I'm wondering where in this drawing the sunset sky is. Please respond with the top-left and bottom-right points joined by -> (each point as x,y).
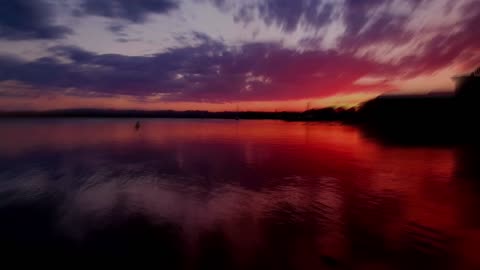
0,0 -> 479,111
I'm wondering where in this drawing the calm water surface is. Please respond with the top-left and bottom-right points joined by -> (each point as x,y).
1,119 -> 480,269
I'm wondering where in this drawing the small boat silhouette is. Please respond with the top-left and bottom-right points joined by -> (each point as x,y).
135,121 -> 141,130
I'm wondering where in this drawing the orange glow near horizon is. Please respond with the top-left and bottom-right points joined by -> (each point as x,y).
0,63 -> 468,112
0,91 -> 383,112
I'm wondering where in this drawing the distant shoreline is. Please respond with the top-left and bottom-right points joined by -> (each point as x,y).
0,110 -> 306,121
2,103 -> 479,145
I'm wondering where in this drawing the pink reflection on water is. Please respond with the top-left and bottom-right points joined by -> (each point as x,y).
0,119 -> 479,269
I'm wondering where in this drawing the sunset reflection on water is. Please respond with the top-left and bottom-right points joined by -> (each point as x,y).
0,119 -> 479,269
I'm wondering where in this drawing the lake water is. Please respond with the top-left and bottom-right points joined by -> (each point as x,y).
0,119 -> 479,269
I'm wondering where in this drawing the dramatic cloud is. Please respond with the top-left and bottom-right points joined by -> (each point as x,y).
204,0 -> 341,32
0,40 -> 396,101
77,0 -> 179,23
0,0 -> 72,40
0,0 -> 479,110
243,0 -> 337,32
206,0 -> 479,65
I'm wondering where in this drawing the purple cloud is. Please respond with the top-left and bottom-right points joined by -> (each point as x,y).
77,0 -> 179,23
0,0 -> 72,40
0,0 -> 478,105
206,0 -> 337,32
0,41 -> 399,102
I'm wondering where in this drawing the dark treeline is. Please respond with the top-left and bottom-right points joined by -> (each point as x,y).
0,107 -> 359,121
357,69 -> 480,145
0,109 -> 300,120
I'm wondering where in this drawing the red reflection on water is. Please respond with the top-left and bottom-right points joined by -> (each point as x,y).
0,119 -> 479,269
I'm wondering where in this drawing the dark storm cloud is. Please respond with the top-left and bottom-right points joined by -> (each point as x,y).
0,0 -> 72,40
0,41 -> 397,101
77,0 -> 179,23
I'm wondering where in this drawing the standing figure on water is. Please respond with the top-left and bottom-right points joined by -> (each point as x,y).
135,121 -> 141,131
